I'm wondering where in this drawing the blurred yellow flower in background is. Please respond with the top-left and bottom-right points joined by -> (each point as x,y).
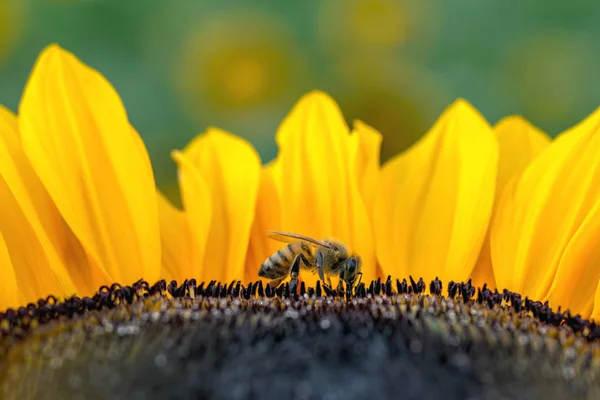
497,32 -> 598,125
3,44 -> 600,323
332,57 -> 449,163
317,0 -> 438,56
174,11 -> 305,114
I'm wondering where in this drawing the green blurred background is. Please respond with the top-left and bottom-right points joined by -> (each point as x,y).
1,0 -> 599,200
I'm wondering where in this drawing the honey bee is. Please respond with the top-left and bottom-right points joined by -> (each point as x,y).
258,230 -> 362,291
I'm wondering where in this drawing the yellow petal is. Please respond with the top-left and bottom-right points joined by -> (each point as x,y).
352,120 -> 382,216
179,128 -> 260,283
550,202 -> 600,318
272,91 -> 376,287
374,99 -> 498,284
0,106 -> 78,303
352,120 -> 384,278
470,238 -> 496,290
171,151 -> 211,280
2,105 -> 108,296
18,44 -> 160,285
491,107 -> 600,307
471,116 -> 551,289
0,106 -> 18,136
494,116 -> 552,197
156,191 -> 197,282
244,165 -> 282,283
0,231 -> 20,310
595,277 -> 600,321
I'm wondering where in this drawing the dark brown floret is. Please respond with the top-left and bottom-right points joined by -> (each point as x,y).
1,277 -> 600,400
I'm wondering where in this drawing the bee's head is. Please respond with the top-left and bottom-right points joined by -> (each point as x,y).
341,255 -> 362,287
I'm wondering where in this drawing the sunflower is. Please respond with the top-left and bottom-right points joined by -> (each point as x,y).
2,44 -> 600,398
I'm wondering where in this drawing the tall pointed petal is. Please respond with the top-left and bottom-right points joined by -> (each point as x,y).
244,166 -> 282,283
18,44 -> 160,285
491,107 -> 600,311
273,91 -> 376,287
471,116 -> 550,289
374,99 -> 498,284
179,128 -> 260,283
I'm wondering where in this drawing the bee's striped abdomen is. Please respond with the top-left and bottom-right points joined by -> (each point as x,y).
258,241 -> 311,279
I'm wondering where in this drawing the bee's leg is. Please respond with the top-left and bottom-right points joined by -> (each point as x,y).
316,251 -> 325,281
299,253 -> 311,269
289,253 -> 311,295
316,250 -> 333,290
289,253 -> 302,285
337,270 -> 345,293
355,272 -> 363,288
267,276 -> 286,289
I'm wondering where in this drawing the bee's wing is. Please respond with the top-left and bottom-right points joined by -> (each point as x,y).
267,230 -> 334,249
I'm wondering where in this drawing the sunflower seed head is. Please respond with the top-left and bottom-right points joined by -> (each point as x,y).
1,278 -> 600,400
